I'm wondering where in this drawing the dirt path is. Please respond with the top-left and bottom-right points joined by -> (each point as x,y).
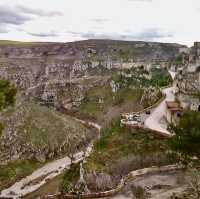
0,119 -> 101,199
0,145 -> 93,198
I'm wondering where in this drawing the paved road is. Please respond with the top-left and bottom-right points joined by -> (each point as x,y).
144,71 -> 176,135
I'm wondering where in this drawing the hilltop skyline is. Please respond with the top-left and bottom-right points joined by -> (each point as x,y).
0,0 -> 199,46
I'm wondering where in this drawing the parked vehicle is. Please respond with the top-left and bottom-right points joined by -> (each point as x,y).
146,110 -> 151,115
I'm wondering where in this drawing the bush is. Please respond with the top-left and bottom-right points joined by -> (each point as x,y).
0,122 -> 4,136
61,163 -> 80,193
0,79 -> 17,110
185,168 -> 200,199
131,185 -> 150,199
108,152 -> 175,177
86,171 -> 115,192
168,111 -> 200,163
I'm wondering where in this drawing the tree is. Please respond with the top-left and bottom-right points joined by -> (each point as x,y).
61,163 -> 80,193
175,55 -> 183,65
169,111 -> 200,161
0,79 -> 17,135
0,79 -> 17,110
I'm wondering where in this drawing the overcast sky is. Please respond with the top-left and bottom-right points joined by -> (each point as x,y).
0,0 -> 199,46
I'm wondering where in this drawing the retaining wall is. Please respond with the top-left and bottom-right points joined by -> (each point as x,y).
44,164 -> 182,199
121,83 -> 172,118
121,84 -> 173,138
120,120 -> 171,138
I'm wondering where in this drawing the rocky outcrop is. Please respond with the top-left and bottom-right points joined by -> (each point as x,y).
140,87 -> 162,107
0,40 -> 185,107
0,40 -> 185,164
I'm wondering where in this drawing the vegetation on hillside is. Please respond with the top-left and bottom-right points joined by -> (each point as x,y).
169,111 -> 200,163
85,120 -> 175,174
61,119 -> 177,192
79,85 -> 143,122
61,163 -> 80,193
0,79 -> 17,111
0,79 -> 17,135
112,67 -> 171,89
1,101 -> 94,153
0,40 -> 56,46
175,55 -> 183,65
0,101 -> 95,190
0,160 -> 42,191
79,67 -> 170,123
150,67 -> 172,87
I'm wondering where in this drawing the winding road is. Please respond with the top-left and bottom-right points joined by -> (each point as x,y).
144,71 -> 176,135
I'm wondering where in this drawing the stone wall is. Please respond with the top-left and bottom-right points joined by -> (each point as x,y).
44,165 -> 182,199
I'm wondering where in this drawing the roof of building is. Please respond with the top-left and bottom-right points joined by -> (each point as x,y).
166,101 -> 183,112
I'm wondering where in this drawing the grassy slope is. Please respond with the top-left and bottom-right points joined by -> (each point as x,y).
0,40 -> 58,46
0,101 -> 95,191
79,68 -> 171,124
60,120 -> 176,192
24,174 -> 64,199
84,120 -> 174,176
0,160 -> 42,191
2,101 -> 93,149
79,85 -> 143,123
17,103 -> 90,149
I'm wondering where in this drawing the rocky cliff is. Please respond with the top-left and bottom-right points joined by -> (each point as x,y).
0,40 -> 186,105
0,39 -> 185,165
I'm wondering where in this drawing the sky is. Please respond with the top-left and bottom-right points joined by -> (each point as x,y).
0,0 -> 199,46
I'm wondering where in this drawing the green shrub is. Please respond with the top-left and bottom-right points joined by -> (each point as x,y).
61,163 -> 80,192
0,122 -> 4,136
0,79 -> 17,110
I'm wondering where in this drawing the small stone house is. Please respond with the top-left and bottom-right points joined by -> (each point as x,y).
166,101 -> 183,126
174,64 -> 200,111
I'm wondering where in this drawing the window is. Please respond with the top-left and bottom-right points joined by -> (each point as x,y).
177,112 -> 181,118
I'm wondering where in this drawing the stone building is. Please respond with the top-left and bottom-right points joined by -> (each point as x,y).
174,67 -> 200,111
166,101 -> 183,125
174,42 -> 200,111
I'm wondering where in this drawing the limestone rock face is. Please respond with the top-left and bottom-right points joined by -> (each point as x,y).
0,40 -> 185,107
140,87 -> 162,107
0,40 -> 186,164
110,80 -> 120,93
35,151 -> 46,163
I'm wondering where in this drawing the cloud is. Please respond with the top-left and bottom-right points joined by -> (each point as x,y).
91,18 -> 109,23
0,27 -> 9,33
128,0 -> 152,2
0,5 -> 63,34
27,31 -> 58,37
68,29 -> 173,41
131,29 -> 173,40
0,5 -> 32,26
16,5 -> 63,17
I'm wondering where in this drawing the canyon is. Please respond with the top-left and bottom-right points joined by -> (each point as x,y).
0,39 -> 189,198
